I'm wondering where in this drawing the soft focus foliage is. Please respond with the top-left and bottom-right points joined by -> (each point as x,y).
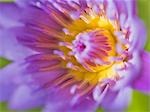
127,91 -> 149,111
0,0 -> 150,112
138,0 -> 150,51
0,0 -> 13,2
0,57 -> 11,68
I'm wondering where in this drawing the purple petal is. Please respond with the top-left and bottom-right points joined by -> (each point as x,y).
101,87 -> 132,112
46,86 -> 79,106
132,51 -> 150,94
9,84 -> 47,110
42,83 -> 99,112
0,29 -> 33,61
93,82 -> 111,104
114,0 -> 137,18
20,3 -> 64,30
15,0 -> 32,7
0,3 -> 22,29
114,0 -> 128,17
0,63 -> 22,101
43,88 -> 98,112
113,51 -> 141,90
128,18 -> 146,51
42,87 -> 73,112
70,98 -> 98,112
15,27 -> 59,53
29,68 -> 68,88
43,97 -> 98,112
125,0 -> 137,17
105,0 -> 118,20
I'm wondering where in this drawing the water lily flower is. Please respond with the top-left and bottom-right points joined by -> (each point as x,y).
0,0 -> 150,112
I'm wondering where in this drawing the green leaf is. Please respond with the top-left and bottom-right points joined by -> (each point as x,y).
0,102 -> 16,112
0,57 -> 11,68
0,102 -> 41,112
97,108 -> 104,112
126,91 -> 150,112
138,0 -> 150,51
0,0 -> 14,2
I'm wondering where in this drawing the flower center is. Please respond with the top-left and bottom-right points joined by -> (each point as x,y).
73,38 -> 86,53
34,4 -> 131,85
53,10 -> 125,85
72,29 -> 116,72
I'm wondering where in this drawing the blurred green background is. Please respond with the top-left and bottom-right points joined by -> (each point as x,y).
0,0 -> 150,112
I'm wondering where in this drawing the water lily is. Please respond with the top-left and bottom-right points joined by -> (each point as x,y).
0,0 -> 149,112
